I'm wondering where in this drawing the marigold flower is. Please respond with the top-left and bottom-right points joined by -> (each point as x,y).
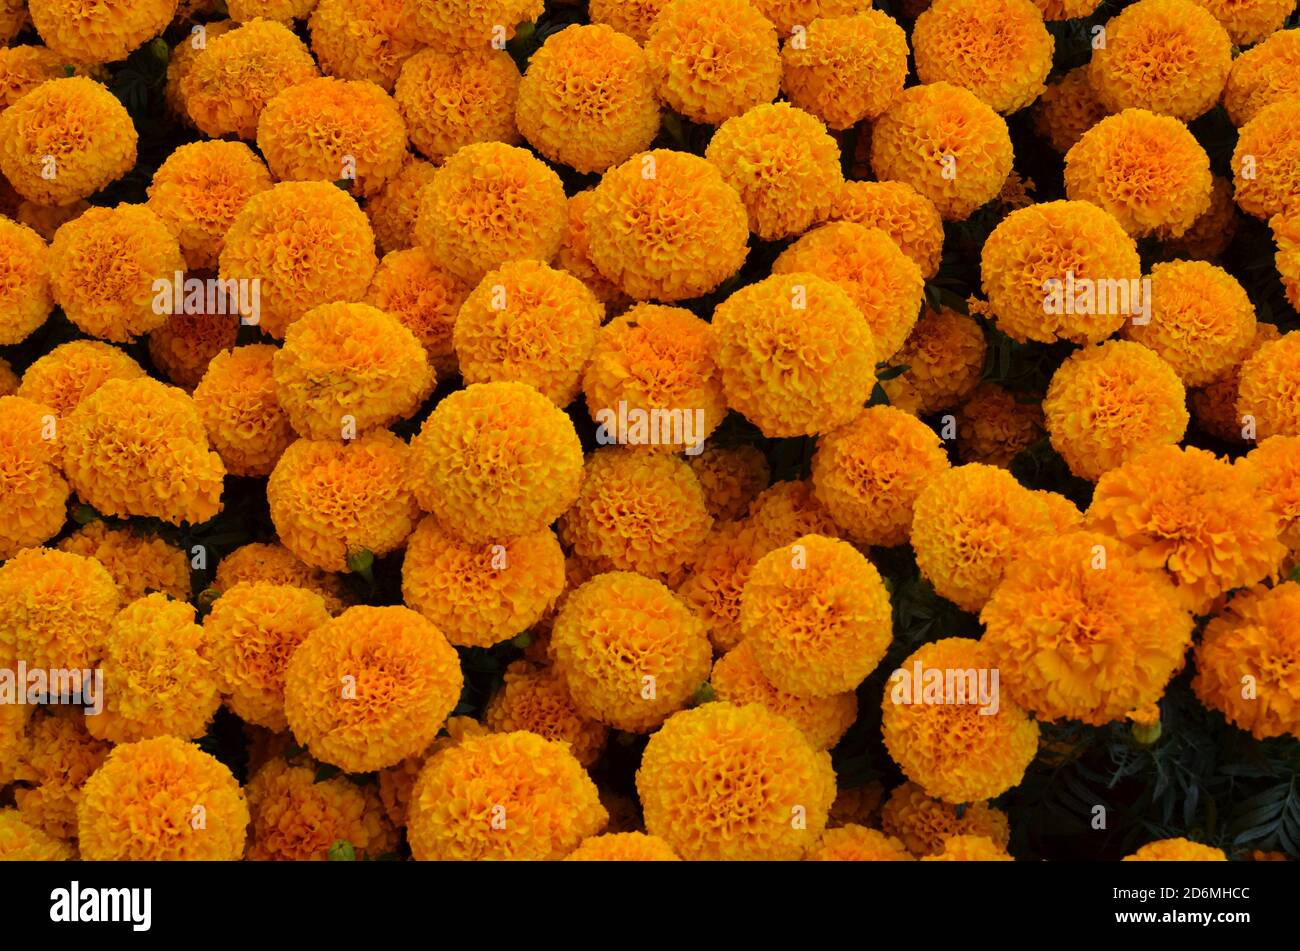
220,180 -> 378,339
1091,0 -> 1231,121
182,18 -> 320,140
1239,436 -> 1300,550
215,542 -> 349,614
829,180 -> 945,280
1032,66 -> 1107,154
409,0 -> 544,51
879,781 -> 1011,856
1223,28 -> 1300,127
374,717 -> 488,828
1162,176 -> 1240,263
808,825 -> 913,861
0,0 -> 22,45
911,463 -> 1058,612
676,520 -> 775,652
565,832 -> 681,861
0,809 -> 73,861
245,758 -> 396,860
364,250 -> 469,382
1065,109 -> 1212,239
688,444 -> 770,522
1273,206 -> 1300,312
1044,342 -> 1188,481
882,307 -> 987,414
0,45 -> 96,113
28,0 -> 174,65
872,82 -> 1013,221
147,310 -> 240,392
1237,331 -> 1300,439
204,582 -> 331,731
227,0 -> 318,21
1086,445 -> 1287,613
193,345 -> 294,477
307,0 -> 420,90
1193,582 -> 1300,740
780,12 -> 907,130
1124,838 -> 1228,861
955,383 -> 1044,467
751,0 -> 869,31
0,547 -> 119,675
556,190 -> 631,309
409,381 -> 584,545
1190,322 -> 1282,442
922,834 -> 1014,861
0,704 -> 27,787
583,149 -> 749,302
77,736 -> 249,861
637,702 -> 836,860
485,660 -> 609,767
394,48 -> 520,164
164,19 -> 238,124
748,479 -> 840,540
0,215 -> 55,345
57,522 -> 191,602
12,708 -> 110,842
1187,0 -> 1293,44
267,430 -> 420,572
284,605 -> 462,772
364,159 -> 439,255
1234,101 -> 1300,222
588,0 -> 671,42
0,396 -> 67,560
402,516 -> 565,648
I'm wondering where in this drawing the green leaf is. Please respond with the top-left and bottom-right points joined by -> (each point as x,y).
327,840 -> 356,861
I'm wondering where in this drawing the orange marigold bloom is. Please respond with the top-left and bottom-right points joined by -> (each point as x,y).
751,0 -> 869,32
364,158 -> 440,255
409,0 -> 544,51
227,0 -> 317,21
0,0 -> 22,45
148,309 -> 241,391
376,716 -> 488,828
1223,28 -> 1300,127
1086,445 -> 1287,613
781,12 -> 908,130
12,708 -> 110,842
644,0 -> 781,125
365,248 -> 470,380
164,19 -> 238,125
1191,321 -> 1281,442
15,199 -> 88,242
0,395 -> 68,560
551,572 -> 712,732
872,82 -> 1013,221
182,18 -> 320,140
394,48 -> 520,164
1187,0 -> 1294,45
637,702 -> 836,860
308,0 -> 421,91
1090,0 -> 1231,121
1239,435 -> 1300,549
956,383 -> 1045,467
882,307 -> 987,414
589,0 -> 671,42
414,142 -> 566,285
267,431 -> 420,572
485,659 -> 609,767
829,180 -> 945,280
1032,66 -> 1107,154
922,834 -> 1014,861
981,200 -> 1142,344
879,781 -> 1011,856
284,605 -> 462,772
1193,582 -> 1300,740
204,582 -> 332,731
1237,331 -> 1300,438
410,381 -> 584,544
557,190 -> 632,309
215,542 -> 349,614
911,463 -> 1058,612
688,444 -> 770,522
0,808 -> 73,861
0,45 -> 98,113
1273,206 -> 1300,312
194,344 -> 295,477
713,272 -> 876,437
77,736 -> 248,861
245,758 -> 396,860
57,522 -> 190,602
565,832 -> 681,861
1124,838 -> 1228,861
517,24 -> 660,174
1065,109 -> 1211,239
808,825 -> 913,861
1044,342 -> 1188,481
0,547 -> 119,673
1232,100 -> 1300,220
747,478 -> 840,540
146,140 -> 274,271
676,520 -> 775,652
1162,175 -> 1240,263
28,0 -> 174,65
219,180 -> 378,339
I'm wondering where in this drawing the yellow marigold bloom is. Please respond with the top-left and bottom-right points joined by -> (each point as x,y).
1235,101 -> 1300,223
557,190 -> 631,309
455,260 -> 602,406
204,582 -> 331,730
911,463 -> 1058,612
1091,0 -> 1231,121
28,0 -> 174,65
182,18 -> 320,140
0,548 -> 118,673
711,638 -> 857,750
882,306 -> 987,414
12,708 -> 110,842
414,142 -> 565,285
1237,331 -> 1300,438
245,758 -> 396,860
1240,436 -> 1300,549
164,19 -> 238,124
741,534 -> 891,697
409,0 -> 544,51
551,572 -> 711,732
565,832 -> 680,860
194,345 -> 294,477
1065,109 -> 1211,239
751,0 -> 869,31
1032,66 -> 1108,154
1124,838 -> 1228,861
485,659 -> 609,767
829,180 -> 944,281
220,180 -> 377,339
879,781 -> 1011,856
1194,582 -> 1300,739
0,808 -> 73,861
409,381 -> 583,545
77,736 -> 248,861
88,594 -> 219,745
1162,175 -> 1240,263
1044,342 -> 1188,481
705,103 -> 842,241
872,82 -> 1013,221
584,149 -> 749,302
676,520 -> 774,651
773,222 -> 923,361
517,24 -> 660,175
922,834 -> 1014,861
0,396 -> 68,560
1191,322 -> 1282,442
146,141 -> 274,271
981,200 -> 1142,345
644,0 -> 780,125
402,517 -> 565,647
409,730 -> 605,860
714,273 -> 876,437
216,542 -> 349,614
0,77 -> 135,207
0,703 -> 27,787
1030,0 -> 1100,17
1274,206 -> 1300,312
394,48 -> 519,164
0,45 -> 95,113
1086,445 -> 1287,613
747,478 -> 839,539
365,158 -> 440,256
1188,0 -> 1293,44
57,523 -> 190,602
148,310 -> 240,392
268,431 -> 419,572
956,383 -> 1044,467
227,0 -> 317,21
1224,28 -> 1300,127
365,248 -> 469,380
812,405 -> 949,547
0,357 -> 15,396
284,605 -> 462,772
589,0 -> 671,42
582,304 -> 725,453
308,0 -> 421,92
376,715 -> 488,827
638,701 -> 836,859
781,12 -> 907,130
689,444 -> 770,522
982,531 -> 1195,724
14,199 -> 89,243
808,825 -> 913,861
913,0 -> 1053,115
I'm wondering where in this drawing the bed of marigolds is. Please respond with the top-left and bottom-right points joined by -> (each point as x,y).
0,0 -> 1297,865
